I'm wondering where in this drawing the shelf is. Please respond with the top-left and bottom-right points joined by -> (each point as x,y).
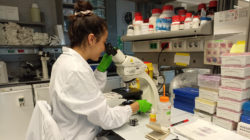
0,79 -> 50,87
0,20 -> 45,27
121,22 -> 213,42
62,3 -> 105,9
0,45 -> 63,55
0,45 -> 63,48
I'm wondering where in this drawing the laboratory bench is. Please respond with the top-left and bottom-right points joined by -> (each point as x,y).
112,107 -> 193,140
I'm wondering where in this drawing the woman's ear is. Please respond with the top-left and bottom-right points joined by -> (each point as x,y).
88,33 -> 96,46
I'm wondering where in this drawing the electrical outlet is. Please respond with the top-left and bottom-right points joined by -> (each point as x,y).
186,39 -> 204,52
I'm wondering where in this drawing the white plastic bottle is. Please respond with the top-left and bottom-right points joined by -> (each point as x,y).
31,3 -> 41,22
184,13 -> 192,30
133,12 -> 142,25
171,15 -> 180,31
133,16 -> 143,35
159,5 -> 174,31
192,16 -> 200,28
149,8 -> 161,32
157,95 -> 171,128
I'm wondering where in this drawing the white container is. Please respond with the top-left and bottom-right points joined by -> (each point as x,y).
213,116 -> 237,130
199,87 -> 219,101
219,87 -> 250,101
192,16 -> 200,28
184,13 -> 192,29
195,97 -> 217,114
31,3 -> 41,22
198,74 -> 221,89
218,97 -> 247,112
141,23 -> 149,34
149,8 -> 161,32
221,52 -> 250,66
148,24 -> 154,33
160,5 -> 174,19
216,107 -> 241,122
200,17 -> 211,26
157,96 -> 171,128
0,61 -> 8,84
132,12 -> 141,25
127,25 -> 134,36
171,15 -> 180,31
134,16 -> 143,35
194,109 -> 213,122
159,5 -> 173,32
221,65 -> 250,78
237,122 -> 250,138
221,76 -> 250,89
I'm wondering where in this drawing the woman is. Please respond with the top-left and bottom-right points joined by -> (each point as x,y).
49,1 -> 151,139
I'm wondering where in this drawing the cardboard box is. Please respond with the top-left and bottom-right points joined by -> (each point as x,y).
214,7 -> 248,35
0,5 -> 19,21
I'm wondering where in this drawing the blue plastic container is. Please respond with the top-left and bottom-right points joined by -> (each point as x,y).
173,87 -> 199,99
241,114 -> 250,124
243,101 -> 250,116
174,99 -> 195,113
174,95 -> 195,105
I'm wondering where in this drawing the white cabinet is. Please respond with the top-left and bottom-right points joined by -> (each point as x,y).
0,85 -> 34,140
33,83 -> 50,104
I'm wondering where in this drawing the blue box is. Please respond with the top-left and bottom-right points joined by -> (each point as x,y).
173,87 -> 199,100
241,114 -> 250,124
174,99 -> 194,113
174,95 -> 195,106
243,101 -> 250,116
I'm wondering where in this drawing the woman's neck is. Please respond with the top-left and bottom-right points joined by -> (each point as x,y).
73,46 -> 89,60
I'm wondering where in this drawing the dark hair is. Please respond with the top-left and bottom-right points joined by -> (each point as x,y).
68,0 -> 107,48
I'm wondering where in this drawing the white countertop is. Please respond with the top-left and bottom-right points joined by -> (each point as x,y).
113,107 -> 195,140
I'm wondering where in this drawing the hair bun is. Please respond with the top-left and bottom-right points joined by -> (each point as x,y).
74,0 -> 93,12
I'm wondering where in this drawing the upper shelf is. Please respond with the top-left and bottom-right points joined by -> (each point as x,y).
121,22 -> 213,42
62,3 -> 105,9
0,20 -> 45,27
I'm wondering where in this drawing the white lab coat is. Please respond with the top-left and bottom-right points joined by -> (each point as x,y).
26,101 -> 63,140
49,47 -> 132,140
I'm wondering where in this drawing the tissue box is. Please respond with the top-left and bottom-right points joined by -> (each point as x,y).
213,116 -> 237,130
195,97 -> 217,114
219,87 -> 250,101
199,87 -> 219,101
221,53 -> 250,66
218,97 -> 247,112
221,76 -> 250,89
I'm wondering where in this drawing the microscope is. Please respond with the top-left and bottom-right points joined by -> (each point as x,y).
105,43 -> 159,112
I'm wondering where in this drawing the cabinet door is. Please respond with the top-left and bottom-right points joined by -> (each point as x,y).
33,83 -> 50,104
0,86 -> 34,140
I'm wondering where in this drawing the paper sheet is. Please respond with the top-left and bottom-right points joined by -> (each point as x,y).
173,119 -> 249,140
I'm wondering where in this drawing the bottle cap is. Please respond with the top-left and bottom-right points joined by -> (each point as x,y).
144,18 -> 149,23
172,15 -> 180,22
134,12 -> 142,17
185,13 -> 192,18
152,8 -> 161,14
135,16 -> 143,21
149,113 -> 156,122
198,3 -> 206,11
32,3 -> 39,8
193,15 -> 199,18
178,9 -> 186,15
160,96 -> 169,102
162,5 -> 173,11
180,16 -> 186,22
209,0 -> 217,8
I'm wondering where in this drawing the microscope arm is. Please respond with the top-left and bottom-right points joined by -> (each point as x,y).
111,49 -> 159,112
